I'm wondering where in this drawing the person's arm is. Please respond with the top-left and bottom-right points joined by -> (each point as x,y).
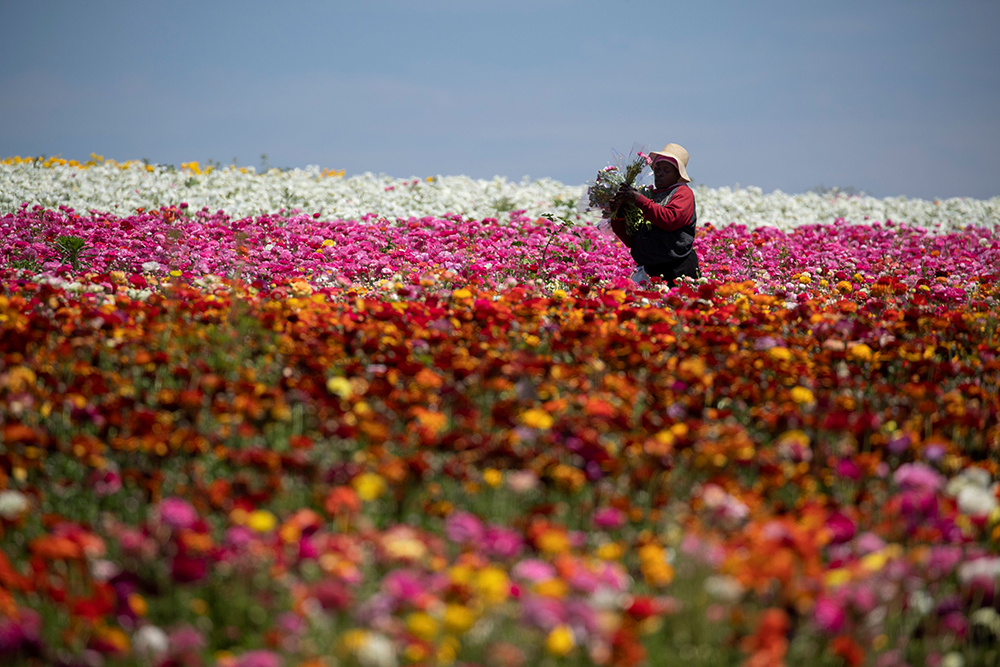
633,186 -> 695,232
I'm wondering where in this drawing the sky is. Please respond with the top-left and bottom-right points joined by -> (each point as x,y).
1,0 -> 999,199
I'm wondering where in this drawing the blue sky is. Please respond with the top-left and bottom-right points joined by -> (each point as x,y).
1,0 -> 998,199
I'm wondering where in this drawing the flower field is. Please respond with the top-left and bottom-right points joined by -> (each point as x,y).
1,158 -> 999,667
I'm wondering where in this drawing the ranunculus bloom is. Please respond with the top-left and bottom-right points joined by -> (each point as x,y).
171,555 -> 207,583
234,649 -> 282,667
893,462 -> 945,492
826,511 -> 856,544
813,597 -> 846,634
593,507 -> 626,530
512,559 -> 556,583
444,511 -> 484,544
158,497 -> 199,530
484,525 -> 524,559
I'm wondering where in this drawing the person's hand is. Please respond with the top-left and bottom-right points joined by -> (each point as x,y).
615,183 -> 638,206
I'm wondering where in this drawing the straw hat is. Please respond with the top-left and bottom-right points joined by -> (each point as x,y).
649,143 -> 691,183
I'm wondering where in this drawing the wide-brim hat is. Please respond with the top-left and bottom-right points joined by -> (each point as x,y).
648,143 -> 691,183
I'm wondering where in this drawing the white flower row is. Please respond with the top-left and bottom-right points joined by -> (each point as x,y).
2,162 -> 997,233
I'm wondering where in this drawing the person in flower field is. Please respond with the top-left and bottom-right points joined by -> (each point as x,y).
610,143 -> 701,286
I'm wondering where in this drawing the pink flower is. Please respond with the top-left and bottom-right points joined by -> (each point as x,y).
383,569 -> 428,605
813,596 -> 846,634
521,597 -> 567,631
826,511 -> 856,544
158,497 -> 198,530
484,525 -> 524,559
593,507 -> 625,530
233,649 -> 282,667
512,559 -> 556,583
445,511 -> 484,545
168,625 -> 206,656
893,462 -> 945,492
835,459 -> 861,481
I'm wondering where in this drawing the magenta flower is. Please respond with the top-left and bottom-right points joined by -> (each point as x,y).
593,507 -> 626,530
383,569 -> 429,605
813,596 -> 846,634
483,525 -> 524,559
826,511 -> 856,544
158,497 -> 199,530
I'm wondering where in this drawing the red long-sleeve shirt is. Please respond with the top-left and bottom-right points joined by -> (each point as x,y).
610,184 -> 695,247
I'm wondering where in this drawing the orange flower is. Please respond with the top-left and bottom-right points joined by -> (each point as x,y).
830,635 -> 864,667
324,486 -> 361,516
741,608 -> 789,667
29,536 -> 83,560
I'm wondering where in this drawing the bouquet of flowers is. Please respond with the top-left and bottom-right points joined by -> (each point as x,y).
584,147 -> 653,234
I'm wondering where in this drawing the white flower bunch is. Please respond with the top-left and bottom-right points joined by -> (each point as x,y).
2,161 -> 998,233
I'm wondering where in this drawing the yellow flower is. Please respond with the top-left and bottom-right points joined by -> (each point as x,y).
352,473 -> 386,501
520,408 -> 553,430
536,529 -> 571,555
836,281 -> 853,294
338,629 -> 369,655
437,636 -> 460,665
546,625 -> 576,656
552,289 -> 567,300
247,509 -> 277,533
326,376 -> 352,398
452,288 -> 473,299
849,343 -> 873,362
798,274 -> 812,284
534,578 -> 569,598
483,468 -> 503,488
449,564 -> 474,586
824,568 -> 851,587
768,347 -> 792,362
443,604 -> 477,634
862,550 -> 889,572
475,566 -> 510,605
596,542 -> 624,560
790,386 -> 815,405
406,611 -> 439,641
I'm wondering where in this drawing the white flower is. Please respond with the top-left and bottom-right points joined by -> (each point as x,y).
133,624 -> 169,659
0,490 -> 29,519
3,161 -> 999,231
141,261 -> 162,272
703,575 -> 745,602
946,467 -> 999,517
357,632 -> 397,667
971,607 -> 1000,637
958,557 -> 1000,584
941,652 -> 965,667
957,485 -> 998,517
